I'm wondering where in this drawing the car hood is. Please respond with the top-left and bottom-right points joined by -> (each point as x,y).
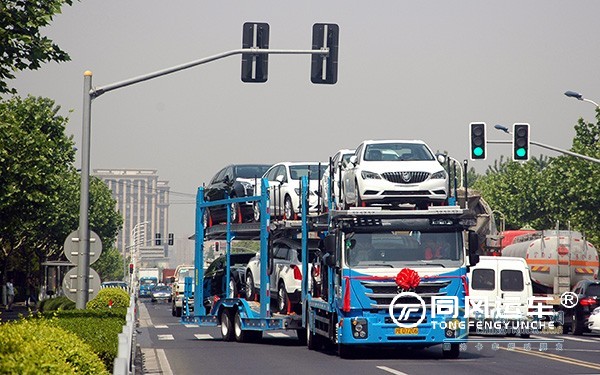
358,160 -> 444,173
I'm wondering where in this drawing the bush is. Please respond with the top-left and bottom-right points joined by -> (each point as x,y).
39,296 -> 75,312
0,319 -> 109,374
86,287 -> 130,310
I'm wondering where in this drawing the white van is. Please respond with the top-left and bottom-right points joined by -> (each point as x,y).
171,265 -> 194,317
468,256 -> 533,336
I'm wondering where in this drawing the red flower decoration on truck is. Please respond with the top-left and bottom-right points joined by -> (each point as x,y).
395,268 -> 420,291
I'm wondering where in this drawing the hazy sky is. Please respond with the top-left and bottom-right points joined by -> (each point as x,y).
12,0 -> 600,240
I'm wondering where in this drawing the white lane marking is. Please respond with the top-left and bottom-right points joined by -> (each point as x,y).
194,334 -> 214,340
156,349 -> 173,375
155,325 -> 168,329
377,366 -> 409,375
266,332 -> 290,338
557,336 -> 597,343
138,303 -> 153,328
184,324 -> 197,328
157,334 -> 174,340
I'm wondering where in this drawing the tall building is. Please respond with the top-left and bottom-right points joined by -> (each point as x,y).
93,169 -> 170,263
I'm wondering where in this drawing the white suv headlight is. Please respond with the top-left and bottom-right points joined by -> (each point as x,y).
294,188 -> 315,196
430,170 -> 447,179
592,307 -> 600,315
361,170 -> 381,180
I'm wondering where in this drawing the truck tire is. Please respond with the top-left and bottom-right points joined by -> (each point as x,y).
442,343 -> 460,359
571,314 -> 584,336
220,309 -> 235,341
234,310 -> 261,343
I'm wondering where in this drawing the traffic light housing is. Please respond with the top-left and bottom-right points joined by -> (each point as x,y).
168,233 -> 174,246
469,122 -> 487,160
241,22 -> 270,83
155,233 -> 162,246
513,123 -> 530,161
311,23 -> 339,84
129,263 -> 134,274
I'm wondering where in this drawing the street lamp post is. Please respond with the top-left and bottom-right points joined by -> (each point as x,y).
564,90 -> 600,108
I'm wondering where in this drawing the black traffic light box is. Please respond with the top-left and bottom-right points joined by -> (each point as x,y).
513,123 -> 530,161
311,23 -> 339,84
168,233 -> 174,246
155,233 -> 162,246
241,22 -> 270,83
469,122 -> 486,160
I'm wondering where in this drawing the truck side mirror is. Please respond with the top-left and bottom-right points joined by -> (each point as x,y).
324,234 -> 337,267
468,231 -> 480,266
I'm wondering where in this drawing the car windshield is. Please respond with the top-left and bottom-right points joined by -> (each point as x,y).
586,284 -> 600,298
178,268 -> 193,282
344,231 -> 463,267
235,165 -> 270,179
364,143 -> 434,161
289,165 -> 327,180
140,279 -> 156,285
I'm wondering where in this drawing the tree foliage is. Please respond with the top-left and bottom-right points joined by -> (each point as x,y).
0,0 -> 74,95
474,111 -> 600,246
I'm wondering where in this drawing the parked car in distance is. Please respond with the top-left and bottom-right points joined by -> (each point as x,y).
569,279 -> 600,335
254,162 -> 327,221
588,307 -> 600,334
151,284 -> 172,303
320,149 -> 355,211
245,238 -> 321,314
342,139 -> 448,209
203,252 -> 256,313
203,164 -> 272,227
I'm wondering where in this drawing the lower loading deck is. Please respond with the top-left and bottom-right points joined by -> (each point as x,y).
181,299 -> 303,331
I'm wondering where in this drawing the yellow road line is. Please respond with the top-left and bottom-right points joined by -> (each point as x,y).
500,347 -> 600,371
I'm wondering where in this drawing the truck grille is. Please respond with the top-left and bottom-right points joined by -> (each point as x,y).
381,172 -> 430,184
361,279 -> 451,309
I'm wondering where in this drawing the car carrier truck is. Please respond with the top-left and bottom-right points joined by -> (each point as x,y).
183,177 -> 480,358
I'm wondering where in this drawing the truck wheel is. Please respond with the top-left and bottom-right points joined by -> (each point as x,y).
306,323 -> 322,350
277,282 -> 290,313
442,343 -> 460,359
220,309 -> 235,341
296,328 -> 307,345
234,310 -> 261,342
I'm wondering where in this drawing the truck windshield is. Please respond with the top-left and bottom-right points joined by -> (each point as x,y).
343,231 -> 463,268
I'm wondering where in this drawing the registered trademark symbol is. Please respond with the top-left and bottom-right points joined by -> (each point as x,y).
560,292 -> 578,309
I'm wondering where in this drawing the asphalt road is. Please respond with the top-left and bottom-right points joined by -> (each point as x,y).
137,300 -> 600,375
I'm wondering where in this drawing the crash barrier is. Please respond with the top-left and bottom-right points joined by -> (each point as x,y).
113,294 -> 137,375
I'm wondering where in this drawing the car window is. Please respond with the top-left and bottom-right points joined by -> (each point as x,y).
585,283 -> 600,298
472,269 -> 495,290
289,165 -> 326,180
264,166 -> 278,181
275,245 -> 290,260
235,165 -> 270,179
500,270 -> 524,292
211,168 -> 227,184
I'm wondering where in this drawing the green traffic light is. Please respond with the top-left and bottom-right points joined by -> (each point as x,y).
473,147 -> 483,157
516,148 -> 526,158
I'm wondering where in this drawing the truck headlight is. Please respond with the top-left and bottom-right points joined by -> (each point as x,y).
351,318 -> 368,339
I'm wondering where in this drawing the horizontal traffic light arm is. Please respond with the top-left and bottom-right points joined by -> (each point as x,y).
486,140 -> 600,164
90,48 -> 330,98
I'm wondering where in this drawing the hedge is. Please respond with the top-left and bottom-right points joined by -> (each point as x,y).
0,319 -> 109,374
86,287 -> 130,310
39,296 -> 76,312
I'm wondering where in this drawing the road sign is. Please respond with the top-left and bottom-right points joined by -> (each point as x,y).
63,230 -> 102,265
63,267 -> 101,303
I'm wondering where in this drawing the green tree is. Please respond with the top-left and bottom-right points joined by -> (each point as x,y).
94,247 -> 125,282
0,0 -> 74,95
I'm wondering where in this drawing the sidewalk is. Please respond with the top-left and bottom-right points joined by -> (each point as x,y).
0,302 -> 39,323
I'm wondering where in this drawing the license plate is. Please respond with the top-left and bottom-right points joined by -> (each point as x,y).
395,327 -> 419,335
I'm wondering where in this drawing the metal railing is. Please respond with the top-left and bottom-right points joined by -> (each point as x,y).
113,293 -> 137,375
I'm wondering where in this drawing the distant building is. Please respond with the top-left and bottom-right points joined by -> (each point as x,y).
93,169 -> 170,263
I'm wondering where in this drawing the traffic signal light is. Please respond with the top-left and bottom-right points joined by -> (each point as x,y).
241,22 -> 270,83
168,233 -> 174,246
129,263 -> 134,274
513,123 -> 530,161
469,122 -> 487,160
155,233 -> 162,246
311,23 -> 339,84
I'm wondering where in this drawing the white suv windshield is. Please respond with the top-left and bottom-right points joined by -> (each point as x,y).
364,143 -> 434,162
344,231 -> 462,268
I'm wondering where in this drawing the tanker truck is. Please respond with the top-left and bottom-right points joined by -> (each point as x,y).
501,230 -> 599,331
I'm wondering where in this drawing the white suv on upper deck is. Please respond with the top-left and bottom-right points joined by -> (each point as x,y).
342,140 -> 447,209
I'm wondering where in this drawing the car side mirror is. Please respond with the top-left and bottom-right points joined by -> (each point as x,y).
468,231 -> 480,266
224,175 -> 232,184
275,175 -> 285,184
349,155 -> 357,166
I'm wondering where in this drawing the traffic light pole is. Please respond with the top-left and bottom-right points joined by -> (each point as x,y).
77,46 -> 331,308
487,140 -> 600,164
